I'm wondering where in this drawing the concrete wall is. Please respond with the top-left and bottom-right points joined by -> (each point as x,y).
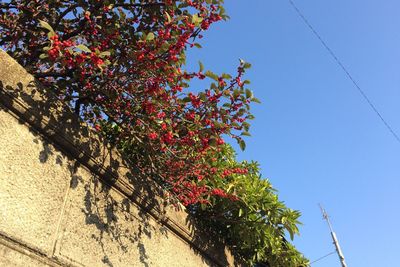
0,50 -> 236,267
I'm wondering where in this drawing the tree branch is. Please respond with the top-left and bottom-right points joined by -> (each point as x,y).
34,71 -> 71,78
114,3 -> 166,9
53,4 -> 79,31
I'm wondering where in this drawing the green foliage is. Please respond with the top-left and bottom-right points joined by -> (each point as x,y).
191,145 -> 310,266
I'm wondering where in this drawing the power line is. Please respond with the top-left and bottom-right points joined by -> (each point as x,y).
310,251 -> 336,265
288,0 -> 400,144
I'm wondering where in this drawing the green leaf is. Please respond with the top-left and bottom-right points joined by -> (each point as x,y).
191,14 -> 203,26
286,225 -> 295,241
199,92 -> 207,101
198,61 -> 204,72
99,51 -> 111,57
75,44 -> 92,53
193,43 -> 202,48
205,70 -> 218,81
233,89 -> 240,98
146,32 -> 155,41
239,139 -> 246,151
243,80 -> 251,85
221,73 -> 232,79
182,97 -> 191,103
39,20 -> 55,35
209,138 -> 217,147
165,12 -> 172,23
243,62 -> 252,69
160,42 -> 170,52
245,89 -> 253,99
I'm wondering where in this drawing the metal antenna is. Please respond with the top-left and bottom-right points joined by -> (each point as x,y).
319,204 -> 347,267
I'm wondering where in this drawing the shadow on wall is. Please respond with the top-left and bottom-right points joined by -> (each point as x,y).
0,75 -> 230,266
0,79 -> 161,266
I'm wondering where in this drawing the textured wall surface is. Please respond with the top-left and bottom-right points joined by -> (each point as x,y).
0,50 -> 235,267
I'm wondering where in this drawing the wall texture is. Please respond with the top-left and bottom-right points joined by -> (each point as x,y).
0,50 -> 237,267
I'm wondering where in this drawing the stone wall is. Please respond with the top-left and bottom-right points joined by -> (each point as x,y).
0,50 -> 236,267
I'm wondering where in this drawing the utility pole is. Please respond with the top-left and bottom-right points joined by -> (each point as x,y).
319,204 -> 347,267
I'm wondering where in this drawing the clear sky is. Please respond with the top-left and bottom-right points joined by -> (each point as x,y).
186,1 -> 400,266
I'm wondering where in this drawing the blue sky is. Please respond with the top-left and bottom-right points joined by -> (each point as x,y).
186,1 -> 400,266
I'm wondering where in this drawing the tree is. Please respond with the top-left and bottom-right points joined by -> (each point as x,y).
0,1 -> 308,265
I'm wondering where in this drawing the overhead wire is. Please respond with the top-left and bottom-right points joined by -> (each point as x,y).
288,0 -> 400,144
310,251 -> 336,265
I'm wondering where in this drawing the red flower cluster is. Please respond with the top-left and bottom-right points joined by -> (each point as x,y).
48,35 -> 74,60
